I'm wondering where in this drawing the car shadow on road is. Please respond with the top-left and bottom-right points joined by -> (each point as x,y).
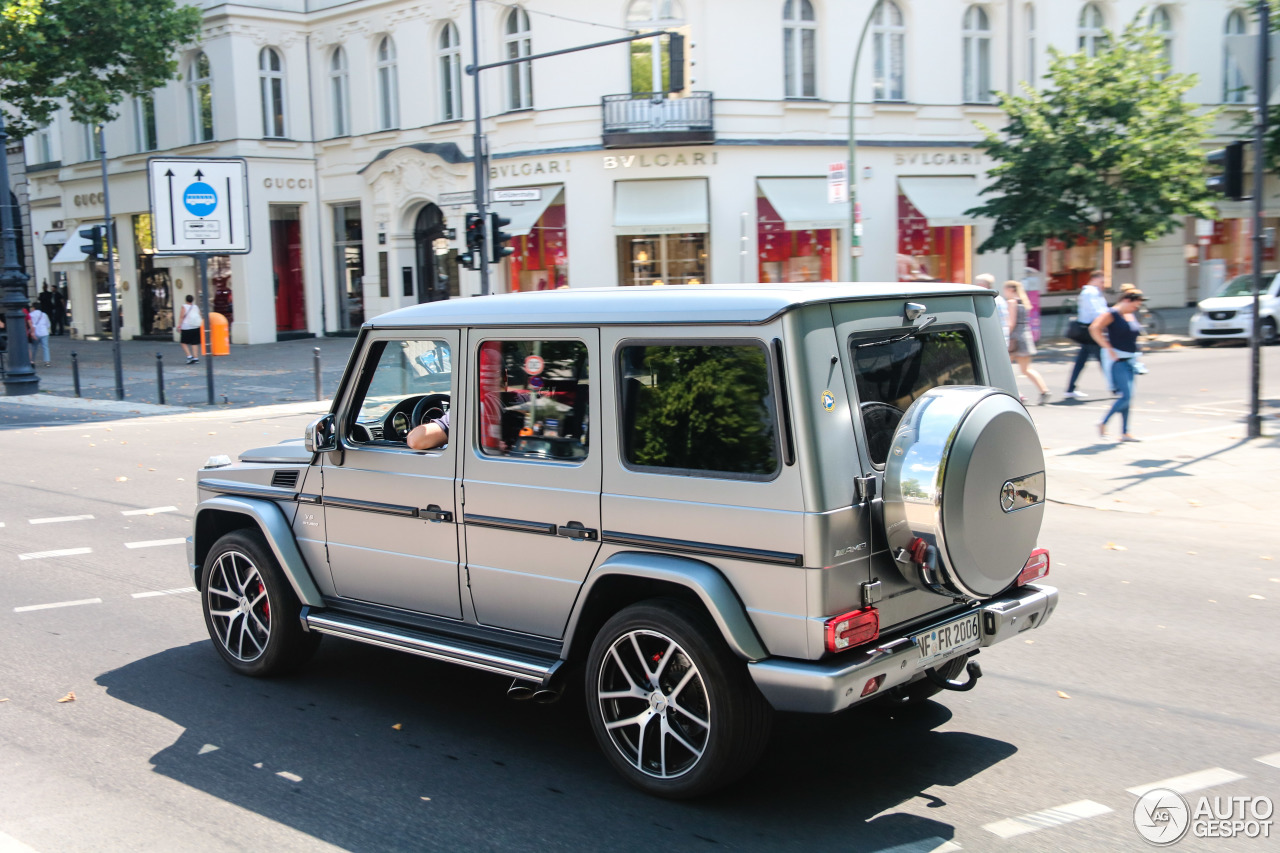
98,639 -> 1016,852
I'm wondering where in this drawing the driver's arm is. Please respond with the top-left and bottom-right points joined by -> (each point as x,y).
407,422 -> 447,450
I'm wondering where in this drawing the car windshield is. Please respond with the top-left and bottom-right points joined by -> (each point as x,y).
1215,273 -> 1276,298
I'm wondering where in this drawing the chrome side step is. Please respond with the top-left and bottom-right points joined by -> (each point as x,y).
304,610 -> 562,686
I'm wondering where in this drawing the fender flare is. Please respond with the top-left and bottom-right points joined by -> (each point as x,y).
193,496 -> 325,608
562,551 -> 769,662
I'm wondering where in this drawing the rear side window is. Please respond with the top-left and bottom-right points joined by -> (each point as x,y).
851,326 -> 981,466
477,339 -> 590,462
619,343 -> 779,479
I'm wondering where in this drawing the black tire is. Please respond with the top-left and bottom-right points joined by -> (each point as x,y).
880,654 -> 970,707
585,599 -> 772,799
1263,318 -> 1278,346
201,529 -> 319,677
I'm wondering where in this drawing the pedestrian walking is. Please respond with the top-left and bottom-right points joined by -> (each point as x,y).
1064,270 -> 1111,398
1092,288 -> 1146,442
37,281 -> 54,319
51,287 -> 66,335
1004,280 -> 1050,405
28,302 -> 51,366
178,294 -> 202,364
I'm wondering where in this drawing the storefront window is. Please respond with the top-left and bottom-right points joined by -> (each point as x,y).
617,233 -> 707,286
756,195 -> 834,283
133,213 -> 173,338
1044,237 -> 1103,292
508,198 -> 568,291
1202,218 -> 1278,281
896,191 -> 970,283
334,204 -> 364,329
270,205 -> 307,333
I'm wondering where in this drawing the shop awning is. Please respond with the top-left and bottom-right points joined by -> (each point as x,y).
50,231 -> 93,266
489,185 -> 562,237
41,230 -> 67,245
614,179 -> 708,235
757,178 -> 849,231
898,176 -> 986,227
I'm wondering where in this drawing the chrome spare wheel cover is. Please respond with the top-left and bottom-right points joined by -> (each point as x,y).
206,549 -> 272,662
597,629 -> 711,779
882,386 -> 1045,600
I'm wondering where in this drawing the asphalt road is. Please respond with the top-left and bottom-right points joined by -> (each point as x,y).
0,342 -> 1277,852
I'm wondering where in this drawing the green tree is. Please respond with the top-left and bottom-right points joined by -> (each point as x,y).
967,15 -> 1217,253
0,0 -> 203,138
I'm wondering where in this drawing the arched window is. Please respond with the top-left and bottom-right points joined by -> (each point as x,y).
439,23 -> 463,121
1224,10 -> 1247,104
962,5 -> 992,103
1151,6 -> 1173,70
504,7 -> 532,110
1025,3 -> 1036,83
376,36 -> 399,130
259,47 -> 287,138
627,1 -> 684,95
134,93 -> 157,152
872,0 -> 906,101
1078,3 -> 1107,57
188,51 -> 214,143
330,47 -> 350,136
783,0 -> 817,98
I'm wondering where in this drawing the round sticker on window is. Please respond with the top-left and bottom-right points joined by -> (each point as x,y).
821,390 -> 835,411
523,354 -> 545,376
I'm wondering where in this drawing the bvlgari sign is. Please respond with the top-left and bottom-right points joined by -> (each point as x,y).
894,150 -> 985,168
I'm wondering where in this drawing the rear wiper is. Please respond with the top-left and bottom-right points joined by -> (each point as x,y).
855,315 -> 937,349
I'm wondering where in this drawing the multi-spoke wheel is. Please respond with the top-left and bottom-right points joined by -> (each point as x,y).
585,600 -> 772,798
201,530 -> 318,677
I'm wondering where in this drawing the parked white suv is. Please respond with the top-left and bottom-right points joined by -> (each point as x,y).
1190,272 -> 1280,345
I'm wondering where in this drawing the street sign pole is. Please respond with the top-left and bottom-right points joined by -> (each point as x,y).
1248,0 -> 1269,439
98,126 -> 124,401
196,253 -> 214,406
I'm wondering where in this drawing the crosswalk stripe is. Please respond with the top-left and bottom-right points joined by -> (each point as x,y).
1127,767 -> 1246,796
124,538 -> 187,549
121,506 -> 178,516
13,598 -> 103,613
0,829 -> 41,852
1256,752 -> 1280,769
983,800 -> 1112,839
18,548 -> 92,561
28,515 -> 93,525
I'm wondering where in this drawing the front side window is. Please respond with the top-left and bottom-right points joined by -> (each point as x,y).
619,343 -> 779,479
1078,3 -> 1106,57
259,47 -> 287,138
477,340 -> 589,461
872,0 -> 906,101
962,5 -> 992,103
349,339 -> 453,445
439,22 -> 463,121
504,8 -> 533,110
783,0 -> 817,98
330,47 -> 350,136
188,51 -> 214,143
377,36 -> 400,130
851,327 -> 981,466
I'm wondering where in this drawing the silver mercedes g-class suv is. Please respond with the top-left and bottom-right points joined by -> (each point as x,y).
189,283 -> 1056,798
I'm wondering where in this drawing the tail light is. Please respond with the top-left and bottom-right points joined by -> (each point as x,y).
1017,548 -> 1050,586
824,607 -> 879,653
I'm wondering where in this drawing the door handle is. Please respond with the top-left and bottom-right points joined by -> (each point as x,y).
556,521 -> 598,541
419,504 -> 454,523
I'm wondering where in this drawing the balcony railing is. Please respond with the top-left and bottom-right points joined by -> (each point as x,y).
601,92 -> 714,148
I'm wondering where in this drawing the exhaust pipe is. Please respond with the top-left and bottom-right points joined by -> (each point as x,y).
507,680 -> 536,701
531,689 -> 561,705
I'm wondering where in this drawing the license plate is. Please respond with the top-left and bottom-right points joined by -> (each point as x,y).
914,613 -> 981,669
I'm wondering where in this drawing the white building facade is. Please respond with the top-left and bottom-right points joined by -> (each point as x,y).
22,0 -> 1258,344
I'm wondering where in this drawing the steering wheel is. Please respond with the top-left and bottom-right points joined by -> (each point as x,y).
860,401 -> 905,465
411,394 -> 451,430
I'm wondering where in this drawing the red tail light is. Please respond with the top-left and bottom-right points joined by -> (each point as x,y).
1017,548 -> 1050,586
824,607 -> 879,653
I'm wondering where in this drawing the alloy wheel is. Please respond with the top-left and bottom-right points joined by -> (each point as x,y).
205,548 -> 272,662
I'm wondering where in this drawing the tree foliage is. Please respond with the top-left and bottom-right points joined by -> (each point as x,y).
968,15 -> 1218,253
0,0 -> 203,138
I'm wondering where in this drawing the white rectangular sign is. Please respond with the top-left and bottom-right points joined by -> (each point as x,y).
147,157 -> 250,254
491,188 -> 542,202
828,161 -> 848,204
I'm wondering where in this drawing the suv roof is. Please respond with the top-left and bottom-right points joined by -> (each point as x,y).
369,282 -> 989,329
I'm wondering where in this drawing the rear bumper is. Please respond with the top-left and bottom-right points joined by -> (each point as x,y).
748,583 -> 1058,714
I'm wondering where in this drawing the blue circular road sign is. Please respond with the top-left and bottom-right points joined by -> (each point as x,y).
183,182 -> 218,217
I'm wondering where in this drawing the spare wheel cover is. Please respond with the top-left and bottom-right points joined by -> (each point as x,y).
883,386 -> 1045,599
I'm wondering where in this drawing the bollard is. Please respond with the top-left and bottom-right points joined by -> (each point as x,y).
71,352 -> 81,397
155,352 -> 165,405
313,347 -> 322,401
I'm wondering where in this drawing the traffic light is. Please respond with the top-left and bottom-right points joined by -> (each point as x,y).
667,32 -> 686,94
78,224 -> 105,260
489,212 -> 514,264
460,212 -> 485,270
1207,141 -> 1245,200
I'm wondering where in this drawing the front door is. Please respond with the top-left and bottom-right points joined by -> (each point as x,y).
414,204 -> 449,303
460,329 -> 601,638
321,331 -> 462,617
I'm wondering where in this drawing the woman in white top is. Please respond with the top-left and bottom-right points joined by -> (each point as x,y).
179,294 -> 202,364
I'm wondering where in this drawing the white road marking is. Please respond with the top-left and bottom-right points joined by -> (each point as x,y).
124,538 -> 187,549
1256,752 -> 1280,769
28,515 -> 94,525
276,771 -> 303,783
870,839 -> 961,853
0,522 -> 5,528
17,548 -> 92,561
1127,767 -> 1246,796
13,598 -> 102,613
198,744 -> 219,755
0,829 -> 41,852
131,587 -> 196,599
121,506 -> 178,516
983,800 -> 1112,839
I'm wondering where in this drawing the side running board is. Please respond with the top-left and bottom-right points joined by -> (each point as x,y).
303,609 -> 562,686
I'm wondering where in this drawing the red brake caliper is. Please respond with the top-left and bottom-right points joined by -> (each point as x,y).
259,582 -> 269,620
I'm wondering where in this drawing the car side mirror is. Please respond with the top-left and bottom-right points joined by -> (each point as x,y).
305,414 -> 337,453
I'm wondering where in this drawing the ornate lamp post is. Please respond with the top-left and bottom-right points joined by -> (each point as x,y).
0,110 -> 38,396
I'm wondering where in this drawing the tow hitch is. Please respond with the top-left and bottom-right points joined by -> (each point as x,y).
924,655 -> 983,691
